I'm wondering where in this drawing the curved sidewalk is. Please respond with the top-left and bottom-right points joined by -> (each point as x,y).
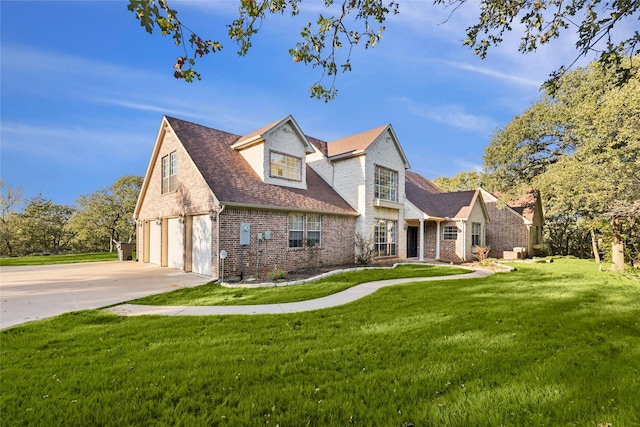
104,269 -> 493,317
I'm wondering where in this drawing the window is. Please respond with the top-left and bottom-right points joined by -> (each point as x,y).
289,214 -> 323,248
289,214 -> 304,248
374,165 -> 398,202
472,222 -> 481,247
374,219 -> 397,257
443,225 -> 458,241
270,151 -> 302,181
306,215 -> 322,247
162,151 -> 177,194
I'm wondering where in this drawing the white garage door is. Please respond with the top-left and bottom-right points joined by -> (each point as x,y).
149,221 -> 161,265
167,218 -> 184,270
191,214 -> 212,276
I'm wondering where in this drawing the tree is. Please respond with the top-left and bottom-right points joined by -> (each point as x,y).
433,170 -> 485,192
18,194 -> 76,255
127,0 -> 639,100
0,180 -> 24,257
484,58 -> 640,269
67,176 -> 143,252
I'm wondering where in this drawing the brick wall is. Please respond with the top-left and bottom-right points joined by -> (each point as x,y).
218,208 -> 356,278
440,221 -> 463,262
136,124 -> 216,262
423,222 -> 438,259
485,201 -> 529,258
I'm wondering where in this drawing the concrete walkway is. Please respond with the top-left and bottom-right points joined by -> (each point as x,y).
104,269 -> 493,317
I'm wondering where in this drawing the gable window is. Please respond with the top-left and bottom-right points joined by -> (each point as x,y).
270,151 -> 302,181
374,165 -> 398,202
472,222 -> 481,246
162,151 -> 177,194
443,225 -> 458,241
374,219 -> 397,257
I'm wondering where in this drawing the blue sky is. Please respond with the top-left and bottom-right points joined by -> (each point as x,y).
2,0 -> 582,206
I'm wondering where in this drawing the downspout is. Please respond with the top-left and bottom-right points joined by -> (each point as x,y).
419,218 -> 424,261
216,204 -> 226,280
436,221 -> 441,260
461,221 -> 467,262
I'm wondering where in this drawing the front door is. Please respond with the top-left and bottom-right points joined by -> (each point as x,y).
407,226 -> 418,258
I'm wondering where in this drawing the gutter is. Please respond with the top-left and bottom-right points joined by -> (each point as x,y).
220,201 -> 359,217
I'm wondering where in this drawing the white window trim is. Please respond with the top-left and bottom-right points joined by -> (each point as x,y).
288,213 -> 304,248
471,222 -> 482,247
374,165 -> 398,202
288,214 -> 323,249
443,225 -> 458,241
162,151 -> 177,194
270,151 -> 302,182
374,218 -> 397,257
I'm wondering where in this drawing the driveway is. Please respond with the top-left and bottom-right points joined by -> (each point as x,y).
0,262 -> 209,329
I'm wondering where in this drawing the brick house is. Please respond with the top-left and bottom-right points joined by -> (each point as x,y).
480,189 -> 544,258
135,115 -> 535,279
405,171 -> 490,262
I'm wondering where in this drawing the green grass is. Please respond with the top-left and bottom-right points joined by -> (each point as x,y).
0,252 -> 123,266
2,259 -> 639,426
130,264 -> 470,306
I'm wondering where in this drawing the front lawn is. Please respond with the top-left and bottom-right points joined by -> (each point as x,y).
1,259 -> 639,426
129,264 -> 470,306
0,252 -> 122,266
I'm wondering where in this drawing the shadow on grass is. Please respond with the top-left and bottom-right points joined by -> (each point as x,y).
1,259 -> 638,426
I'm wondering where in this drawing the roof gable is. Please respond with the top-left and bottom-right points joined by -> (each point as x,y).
508,190 -> 541,222
162,116 -> 357,215
406,174 -> 488,220
480,188 -> 541,223
135,116 -> 214,218
232,115 -> 315,154
326,124 -> 410,168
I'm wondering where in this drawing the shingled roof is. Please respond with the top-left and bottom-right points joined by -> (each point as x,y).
406,171 -> 483,219
166,116 -> 357,216
327,124 -> 389,157
406,171 -> 443,196
508,190 -> 540,222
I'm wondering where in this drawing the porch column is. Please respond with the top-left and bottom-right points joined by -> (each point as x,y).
419,218 -> 424,261
436,221 -> 441,260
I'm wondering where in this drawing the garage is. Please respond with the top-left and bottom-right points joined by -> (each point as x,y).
167,218 -> 184,270
191,214 -> 212,276
149,220 -> 162,265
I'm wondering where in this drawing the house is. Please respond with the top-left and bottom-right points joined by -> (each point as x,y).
405,171 -> 490,262
134,115 -> 517,279
480,189 -> 544,258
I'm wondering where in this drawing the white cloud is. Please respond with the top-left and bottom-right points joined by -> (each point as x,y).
400,97 -> 498,134
443,60 -> 542,88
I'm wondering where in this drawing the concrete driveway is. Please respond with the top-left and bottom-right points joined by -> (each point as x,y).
0,261 -> 209,329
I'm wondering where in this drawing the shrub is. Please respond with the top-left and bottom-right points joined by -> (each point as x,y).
355,232 -> 375,265
267,266 -> 287,281
474,245 -> 491,262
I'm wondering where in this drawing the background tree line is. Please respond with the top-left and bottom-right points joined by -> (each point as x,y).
0,176 -> 142,257
434,57 -> 640,271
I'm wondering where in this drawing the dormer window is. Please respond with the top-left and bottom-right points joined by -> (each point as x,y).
375,165 -> 398,202
270,151 -> 301,181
